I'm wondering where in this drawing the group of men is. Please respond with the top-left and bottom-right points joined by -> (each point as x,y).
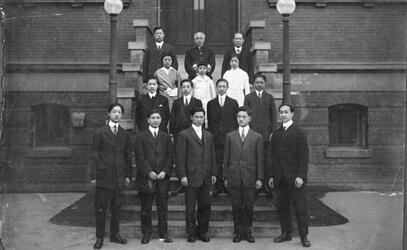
90,27 -> 311,249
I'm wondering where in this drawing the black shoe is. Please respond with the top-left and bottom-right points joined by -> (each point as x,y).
187,234 -> 196,243
93,238 -> 103,249
246,233 -> 255,243
197,233 -> 210,242
110,233 -> 127,244
141,233 -> 151,244
301,236 -> 311,247
233,234 -> 241,243
273,233 -> 292,243
159,234 -> 173,243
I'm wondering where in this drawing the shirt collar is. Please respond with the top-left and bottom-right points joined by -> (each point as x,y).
184,94 -> 192,101
148,92 -> 157,98
109,120 -> 119,128
239,125 -> 250,134
235,46 -> 242,52
156,41 -> 163,46
149,126 -> 159,134
283,120 -> 293,130
192,123 -> 202,132
256,90 -> 263,96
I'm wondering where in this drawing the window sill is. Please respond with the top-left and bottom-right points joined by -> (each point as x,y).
325,147 -> 372,158
26,146 -> 72,158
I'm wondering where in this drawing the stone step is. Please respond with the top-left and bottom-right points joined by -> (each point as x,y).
123,190 -> 275,207
119,220 -> 284,238
120,204 -> 278,222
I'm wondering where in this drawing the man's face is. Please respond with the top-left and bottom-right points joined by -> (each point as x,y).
233,34 -> 244,47
147,113 -> 161,128
147,79 -> 158,93
154,29 -> 165,42
230,57 -> 239,69
253,77 -> 266,91
108,106 -> 123,123
181,81 -> 192,96
162,56 -> 172,68
237,111 -> 251,127
279,105 -> 294,123
216,81 -> 228,96
191,111 -> 205,127
194,33 -> 205,47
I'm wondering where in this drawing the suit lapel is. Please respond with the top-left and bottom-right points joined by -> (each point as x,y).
189,127 -> 203,146
103,125 -> 116,144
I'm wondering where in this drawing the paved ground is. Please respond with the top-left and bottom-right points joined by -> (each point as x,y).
0,191 -> 403,250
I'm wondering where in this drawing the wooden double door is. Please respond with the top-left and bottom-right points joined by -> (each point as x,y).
161,0 -> 238,54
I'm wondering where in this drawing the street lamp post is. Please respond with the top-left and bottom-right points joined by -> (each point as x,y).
104,0 -> 123,103
276,0 -> 296,105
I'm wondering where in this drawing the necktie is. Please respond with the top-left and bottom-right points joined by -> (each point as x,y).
157,45 -> 161,50
113,125 -> 118,136
258,92 -> 261,99
220,96 -> 223,107
153,131 -> 157,139
241,129 -> 245,142
185,97 -> 189,106
236,48 -> 241,54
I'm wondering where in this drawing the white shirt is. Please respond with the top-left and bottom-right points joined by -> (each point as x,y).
109,120 -> 119,134
156,41 -> 163,50
239,125 -> 249,138
148,92 -> 157,99
218,94 -> 226,107
255,90 -> 263,98
223,68 -> 250,107
184,94 -> 192,105
283,120 -> 293,130
149,126 -> 159,137
192,124 -> 202,139
235,46 -> 242,54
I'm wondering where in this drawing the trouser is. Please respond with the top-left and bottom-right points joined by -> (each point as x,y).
185,182 -> 211,236
275,177 -> 309,236
139,182 -> 169,236
229,186 -> 256,236
95,187 -> 122,238
214,144 -> 225,192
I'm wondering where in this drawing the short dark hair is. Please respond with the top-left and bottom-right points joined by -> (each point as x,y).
237,106 -> 252,117
147,108 -> 161,118
229,53 -> 240,61
216,78 -> 229,87
180,79 -> 193,88
107,103 -> 124,114
254,73 -> 267,82
147,76 -> 158,83
190,106 -> 205,116
160,52 -> 176,62
197,61 -> 207,68
153,26 -> 164,33
279,103 -> 295,112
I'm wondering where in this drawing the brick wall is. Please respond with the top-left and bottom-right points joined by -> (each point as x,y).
242,0 -> 407,63
4,1 -> 158,63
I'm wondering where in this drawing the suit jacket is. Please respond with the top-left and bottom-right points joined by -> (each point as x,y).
185,46 -> 215,80
267,125 -> 309,185
142,42 -> 178,83
135,93 -> 170,132
223,128 -> 264,188
175,127 -> 217,187
221,46 -> 254,83
169,96 -> 203,136
244,91 -> 277,142
207,95 -> 239,148
135,128 -> 173,192
90,125 -> 132,190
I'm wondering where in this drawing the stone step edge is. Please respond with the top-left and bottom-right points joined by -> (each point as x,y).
122,205 -> 276,212
121,220 -> 280,227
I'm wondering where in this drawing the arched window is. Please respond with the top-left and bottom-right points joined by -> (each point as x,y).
32,104 -> 70,146
328,104 -> 368,148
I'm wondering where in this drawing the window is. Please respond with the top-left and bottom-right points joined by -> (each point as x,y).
329,104 -> 368,148
32,104 -> 70,146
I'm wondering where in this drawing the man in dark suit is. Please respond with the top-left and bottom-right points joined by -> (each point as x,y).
136,77 -> 170,132
142,26 -> 178,83
267,104 -> 311,248
184,32 -> 215,80
244,73 -> 277,194
221,33 -> 254,84
175,107 -> 217,243
207,78 -> 239,196
223,106 -> 264,243
90,103 -> 132,249
135,109 -> 173,244
169,79 -> 203,144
